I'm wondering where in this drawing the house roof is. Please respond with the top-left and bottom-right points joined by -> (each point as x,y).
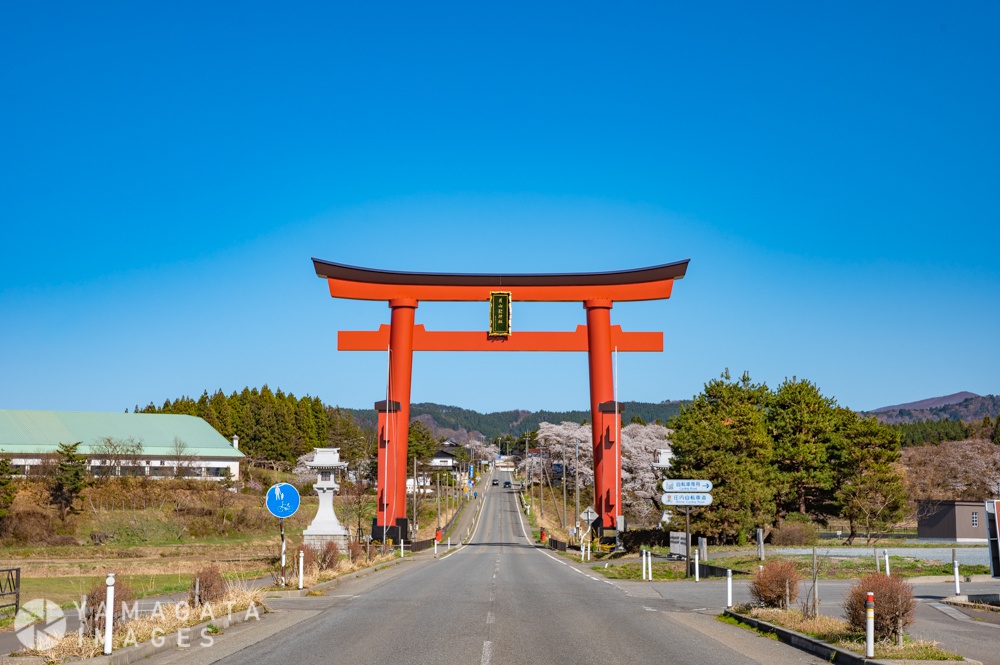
0,410 -> 243,459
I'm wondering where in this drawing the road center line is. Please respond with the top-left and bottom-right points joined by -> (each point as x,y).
481,640 -> 493,665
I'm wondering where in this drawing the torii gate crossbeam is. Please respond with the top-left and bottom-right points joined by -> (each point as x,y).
313,258 -> 689,544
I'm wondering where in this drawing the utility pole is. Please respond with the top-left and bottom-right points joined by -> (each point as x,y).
539,445 -> 544,520
436,471 -> 441,529
412,457 -> 417,541
563,447 -> 567,532
575,441 -> 580,537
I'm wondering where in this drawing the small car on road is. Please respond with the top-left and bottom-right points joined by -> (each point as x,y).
492,479 -> 499,486
503,480 -> 512,488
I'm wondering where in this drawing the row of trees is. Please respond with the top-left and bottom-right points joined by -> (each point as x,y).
667,371 -> 908,545
889,415 -> 1000,447
140,387 -> 357,465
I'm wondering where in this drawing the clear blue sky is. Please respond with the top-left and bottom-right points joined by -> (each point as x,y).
2,2 -> 997,415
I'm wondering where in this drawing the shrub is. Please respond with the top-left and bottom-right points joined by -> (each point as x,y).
190,565 -> 227,605
749,560 -> 800,608
1,508 -> 57,545
620,528 -> 671,553
843,573 -> 915,640
771,516 -> 819,546
83,580 -> 136,637
348,540 -> 365,564
296,545 -> 318,575
317,541 -> 341,571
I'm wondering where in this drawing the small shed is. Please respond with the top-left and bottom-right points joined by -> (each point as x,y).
917,500 -> 989,542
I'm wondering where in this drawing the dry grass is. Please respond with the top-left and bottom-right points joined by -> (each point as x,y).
749,607 -> 845,641
744,607 -> 962,661
13,580 -> 265,664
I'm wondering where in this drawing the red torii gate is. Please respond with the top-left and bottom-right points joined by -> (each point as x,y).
312,258 -> 689,543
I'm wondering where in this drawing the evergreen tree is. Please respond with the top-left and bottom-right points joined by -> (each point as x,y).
49,442 -> 88,520
993,416 -> 1000,445
407,421 -> 439,466
833,417 -> 908,544
667,371 -> 776,544
766,378 -> 843,518
0,456 -> 16,521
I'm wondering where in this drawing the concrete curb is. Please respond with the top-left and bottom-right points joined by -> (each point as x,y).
906,574 -> 994,585
722,610 -> 982,665
263,552 -> 422,598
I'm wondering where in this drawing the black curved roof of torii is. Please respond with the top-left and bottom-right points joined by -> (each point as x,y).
312,258 -> 689,287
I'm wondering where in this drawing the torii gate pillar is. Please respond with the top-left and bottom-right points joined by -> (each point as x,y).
372,299 -> 417,544
585,299 -> 622,531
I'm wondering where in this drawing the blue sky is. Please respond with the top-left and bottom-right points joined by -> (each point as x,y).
2,2 -> 997,415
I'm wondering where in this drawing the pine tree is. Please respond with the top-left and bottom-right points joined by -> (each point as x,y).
833,417 -> 908,545
50,442 -> 89,520
766,378 -> 843,518
667,371 -> 776,544
407,421 -> 439,466
0,456 -> 16,521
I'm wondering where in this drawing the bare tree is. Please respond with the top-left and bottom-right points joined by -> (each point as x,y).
171,437 -> 196,478
92,436 -> 144,480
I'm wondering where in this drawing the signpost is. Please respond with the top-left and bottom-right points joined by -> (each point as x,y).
659,480 -> 714,578
660,493 -> 713,506
266,483 -> 301,587
662,479 -> 712,492
580,507 -> 599,523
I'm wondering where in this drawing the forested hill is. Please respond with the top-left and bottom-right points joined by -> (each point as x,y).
139,387 -> 687,464
866,394 -> 1000,425
344,400 -> 687,441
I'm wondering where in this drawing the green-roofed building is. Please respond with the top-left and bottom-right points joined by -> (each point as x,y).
0,410 -> 243,480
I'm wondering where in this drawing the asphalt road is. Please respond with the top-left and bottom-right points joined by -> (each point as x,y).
156,471 -> 824,665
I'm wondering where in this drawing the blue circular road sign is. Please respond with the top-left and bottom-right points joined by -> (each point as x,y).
265,483 -> 300,519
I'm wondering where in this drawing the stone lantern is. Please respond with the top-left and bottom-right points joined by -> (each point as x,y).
303,448 -> 350,550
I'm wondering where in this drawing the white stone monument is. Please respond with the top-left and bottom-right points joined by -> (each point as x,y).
303,448 -> 350,550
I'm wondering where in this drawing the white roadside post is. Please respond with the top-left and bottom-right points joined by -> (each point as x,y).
865,592 -> 875,659
693,548 -> 700,582
953,559 -> 961,595
434,539 -> 438,556
103,573 -> 115,655
726,569 -> 733,609
298,549 -> 304,590
884,549 -> 890,577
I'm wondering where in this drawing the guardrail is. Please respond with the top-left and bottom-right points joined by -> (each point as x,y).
0,567 -> 20,614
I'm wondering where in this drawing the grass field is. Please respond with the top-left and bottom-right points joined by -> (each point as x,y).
591,551 -> 990,581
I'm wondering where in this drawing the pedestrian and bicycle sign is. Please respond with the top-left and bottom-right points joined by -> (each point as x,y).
265,483 -> 300,519
661,492 -> 713,506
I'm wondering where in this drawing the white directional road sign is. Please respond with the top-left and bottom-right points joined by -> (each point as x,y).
661,492 -> 713,506
265,483 -> 301,519
580,507 -> 599,523
661,479 -> 713,492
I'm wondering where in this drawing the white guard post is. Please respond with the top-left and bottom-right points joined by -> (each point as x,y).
103,573 -> 115,655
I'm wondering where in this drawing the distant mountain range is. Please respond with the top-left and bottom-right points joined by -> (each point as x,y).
343,400 -> 687,443
335,391 -> 1000,441
867,392 -> 1000,425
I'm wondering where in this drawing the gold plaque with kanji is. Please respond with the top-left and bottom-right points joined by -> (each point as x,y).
489,291 -> 511,337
